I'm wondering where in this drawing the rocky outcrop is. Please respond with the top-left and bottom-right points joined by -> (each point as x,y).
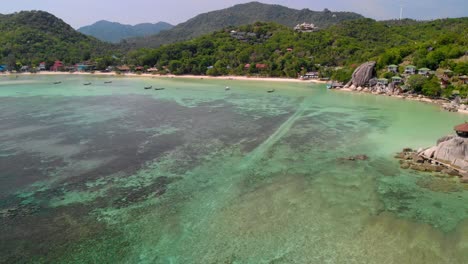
346,61 -> 376,87
429,136 -> 468,171
396,135 -> 468,182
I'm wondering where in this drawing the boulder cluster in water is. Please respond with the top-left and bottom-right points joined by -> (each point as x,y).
396,135 -> 468,183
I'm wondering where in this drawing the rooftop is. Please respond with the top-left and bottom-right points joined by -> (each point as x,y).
455,123 -> 468,132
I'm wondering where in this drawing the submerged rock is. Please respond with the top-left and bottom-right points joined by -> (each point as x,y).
339,154 -> 369,161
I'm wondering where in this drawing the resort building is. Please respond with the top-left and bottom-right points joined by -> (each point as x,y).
387,65 -> 398,73
147,67 -> 159,73
0,65 -> 6,72
301,72 -> 319,79
392,76 -> 403,84
255,63 -> 267,70
20,66 -> 29,72
50,61 -> 64,71
244,64 -> 251,69
459,75 -> 468,85
404,65 -> 417,75
75,62 -> 95,72
377,78 -> 389,85
418,68 -> 431,75
455,123 -> 468,138
38,62 -> 46,71
294,23 -> 318,32
117,65 -> 130,73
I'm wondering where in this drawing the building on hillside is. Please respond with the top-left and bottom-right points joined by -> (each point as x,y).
244,64 -> 251,69
294,23 -> 318,32
460,75 -> 468,85
255,64 -> 267,70
440,75 -> 451,88
50,61 -> 64,71
387,65 -> 398,73
39,62 -> 46,71
392,76 -> 403,84
377,78 -> 389,85
418,68 -> 431,75
404,65 -> 417,75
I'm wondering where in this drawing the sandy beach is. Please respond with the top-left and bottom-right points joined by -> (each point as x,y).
1,71 -> 327,84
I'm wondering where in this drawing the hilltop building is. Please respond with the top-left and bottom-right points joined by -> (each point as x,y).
294,23 -> 318,32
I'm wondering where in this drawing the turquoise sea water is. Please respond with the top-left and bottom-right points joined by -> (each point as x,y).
1,74 -> 468,263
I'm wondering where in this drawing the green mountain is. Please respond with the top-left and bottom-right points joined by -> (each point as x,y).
126,18 -> 468,80
122,1 -> 364,49
0,11 -> 114,67
78,20 -> 173,43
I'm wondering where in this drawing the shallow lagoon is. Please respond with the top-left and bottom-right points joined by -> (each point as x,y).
1,75 -> 468,263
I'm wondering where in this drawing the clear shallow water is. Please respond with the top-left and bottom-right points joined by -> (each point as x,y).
1,75 -> 468,263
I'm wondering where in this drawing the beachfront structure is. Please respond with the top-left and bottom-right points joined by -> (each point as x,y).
50,61 -> 64,72
147,67 -> 158,73
301,72 -> 319,80
387,65 -> 398,73
0,65 -> 6,72
455,123 -> 468,138
294,23 -> 318,32
404,65 -> 417,74
75,63 -> 95,72
392,76 -> 403,84
418,68 -> 431,75
377,78 -> 389,85
20,66 -> 29,72
39,62 -> 46,71
244,64 -> 251,69
255,64 -> 268,70
117,65 -> 130,72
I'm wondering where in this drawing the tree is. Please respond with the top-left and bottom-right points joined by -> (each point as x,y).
421,76 -> 442,97
406,74 -> 427,93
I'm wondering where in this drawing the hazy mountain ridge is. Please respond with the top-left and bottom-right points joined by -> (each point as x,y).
78,20 -> 173,43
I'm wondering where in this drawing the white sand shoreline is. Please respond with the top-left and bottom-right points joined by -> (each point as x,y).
1,71 -> 327,84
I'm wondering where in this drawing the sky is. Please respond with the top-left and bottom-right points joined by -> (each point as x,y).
1,0 -> 467,28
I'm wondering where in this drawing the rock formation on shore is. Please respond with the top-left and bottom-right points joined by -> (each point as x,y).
345,61 -> 376,88
420,135 -> 468,171
396,135 -> 468,182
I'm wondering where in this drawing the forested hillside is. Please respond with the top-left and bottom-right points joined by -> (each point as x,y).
0,11 -> 114,67
125,18 -> 468,78
122,1 -> 363,49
